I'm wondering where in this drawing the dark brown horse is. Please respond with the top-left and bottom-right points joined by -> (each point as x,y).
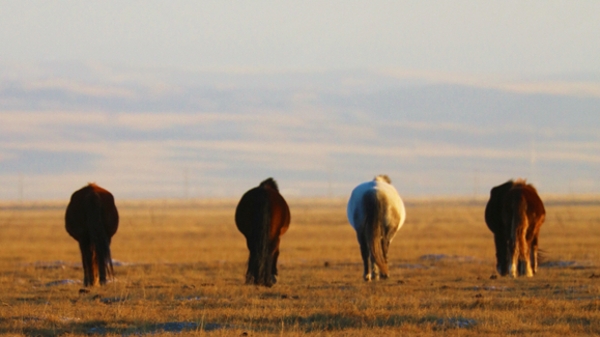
65,183 -> 119,286
235,178 -> 290,287
485,179 -> 545,277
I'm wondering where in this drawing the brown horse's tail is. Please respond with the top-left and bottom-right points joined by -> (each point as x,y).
248,192 -> 274,287
363,190 -> 389,278
509,194 -> 529,277
84,192 -> 113,285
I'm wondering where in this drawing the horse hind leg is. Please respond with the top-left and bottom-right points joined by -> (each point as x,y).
79,241 -> 94,287
379,237 -> 391,280
519,250 -> 533,277
509,211 -> 529,277
517,260 -> 527,276
518,244 -> 533,276
358,233 -> 372,281
509,229 -> 533,277
522,245 -> 534,277
90,245 -> 100,286
245,249 -> 257,285
97,248 -> 108,285
530,237 -> 539,275
519,226 -> 534,277
270,248 -> 280,285
507,233 -> 518,278
493,234 -> 508,276
262,250 -> 275,287
245,268 -> 254,285
370,254 -> 380,281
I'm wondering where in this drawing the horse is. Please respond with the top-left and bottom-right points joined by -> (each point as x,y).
235,178 -> 291,287
65,183 -> 119,286
485,179 -> 545,277
347,175 -> 406,281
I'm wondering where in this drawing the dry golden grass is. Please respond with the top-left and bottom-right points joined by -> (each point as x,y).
1,197 -> 599,336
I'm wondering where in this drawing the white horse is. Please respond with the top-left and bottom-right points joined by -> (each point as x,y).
347,175 -> 406,281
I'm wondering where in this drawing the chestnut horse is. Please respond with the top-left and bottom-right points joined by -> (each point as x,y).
65,183 -> 119,286
485,179 -> 545,277
235,178 -> 290,287
347,175 -> 406,281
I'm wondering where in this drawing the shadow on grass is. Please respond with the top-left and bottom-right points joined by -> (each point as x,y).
244,313 -> 477,333
3,314 -> 479,336
2,319 -> 228,336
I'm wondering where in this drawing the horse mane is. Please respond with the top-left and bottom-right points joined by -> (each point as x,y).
513,178 -> 539,193
513,178 -> 527,185
374,175 -> 391,184
86,182 -> 110,195
259,178 -> 279,191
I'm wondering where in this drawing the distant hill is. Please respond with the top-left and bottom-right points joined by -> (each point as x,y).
1,62 -> 599,200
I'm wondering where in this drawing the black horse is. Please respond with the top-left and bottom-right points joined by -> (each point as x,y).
65,183 -> 119,286
235,178 -> 290,287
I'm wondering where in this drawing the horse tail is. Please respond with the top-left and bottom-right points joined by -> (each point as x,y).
84,192 -> 113,285
509,192 -> 529,277
363,190 -> 388,277
250,192 -> 274,287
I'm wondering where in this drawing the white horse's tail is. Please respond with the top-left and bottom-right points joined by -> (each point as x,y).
363,190 -> 389,277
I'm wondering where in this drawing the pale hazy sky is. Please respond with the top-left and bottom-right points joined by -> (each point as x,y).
1,1 -> 599,200
1,1 -> 599,75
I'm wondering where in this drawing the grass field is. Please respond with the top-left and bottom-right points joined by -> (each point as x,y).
1,197 -> 599,336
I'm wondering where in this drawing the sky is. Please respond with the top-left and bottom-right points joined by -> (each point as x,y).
1,2 -> 599,201
2,1 -> 599,74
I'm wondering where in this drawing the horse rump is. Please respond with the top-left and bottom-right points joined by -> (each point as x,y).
65,183 -> 118,287
486,179 -> 545,278
235,178 -> 290,287
348,175 -> 405,282
238,189 -> 273,286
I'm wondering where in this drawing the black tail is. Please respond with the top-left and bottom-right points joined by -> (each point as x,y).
363,190 -> 388,277
85,192 -> 113,285
247,193 -> 274,287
